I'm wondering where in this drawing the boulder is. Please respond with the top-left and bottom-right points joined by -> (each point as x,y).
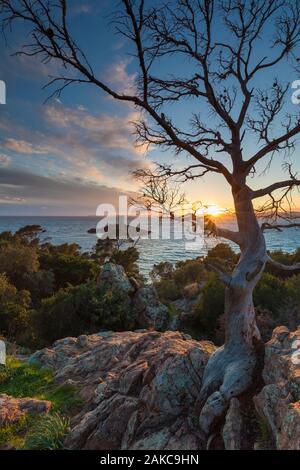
254,326 -> 300,450
97,262 -> 134,295
29,330 -> 215,450
0,394 -> 51,425
132,286 -> 170,330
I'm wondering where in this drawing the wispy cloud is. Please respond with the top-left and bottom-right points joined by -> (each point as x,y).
4,138 -> 48,155
44,104 -> 141,153
106,59 -> 137,96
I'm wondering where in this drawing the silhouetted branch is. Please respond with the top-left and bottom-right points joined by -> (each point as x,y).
266,255 -> 300,271
205,217 -> 242,246
261,222 -> 300,232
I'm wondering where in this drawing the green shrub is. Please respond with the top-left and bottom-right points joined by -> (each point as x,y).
110,246 -> 141,279
173,259 -> 205,287
40,253 -> 97,289
35,282 -> 133,344
22,270 -> 55,304
0,243 -> 39,289
192,274 -> 225,339
254,273 -> 287,316
0,274 -> 31,339
207,243 -> 237,261
154,279 -> 180,302
285,274 -> 300,303
24,413 -> 70,450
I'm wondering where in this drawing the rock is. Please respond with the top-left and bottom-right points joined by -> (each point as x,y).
132,286 -> 170,330
0,394 -> 51,425
29,330 -> 215,450
98,263 -> 134,295
277,401 -> 300,450
222,398 -> 243,450
262,326 -> 300,399
254,326 -> 300,450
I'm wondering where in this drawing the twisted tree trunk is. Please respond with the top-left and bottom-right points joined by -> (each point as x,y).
199,185 -> 267,435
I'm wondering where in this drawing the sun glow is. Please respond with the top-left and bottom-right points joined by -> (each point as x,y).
204,204 -> 226,217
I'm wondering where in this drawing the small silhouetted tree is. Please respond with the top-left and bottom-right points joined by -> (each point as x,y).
2,0 -> 300,435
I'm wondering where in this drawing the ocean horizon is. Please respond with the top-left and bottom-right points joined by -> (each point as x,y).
1,215 -> 300,278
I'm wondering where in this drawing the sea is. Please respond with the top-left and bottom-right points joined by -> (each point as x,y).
0,215 -> 299,278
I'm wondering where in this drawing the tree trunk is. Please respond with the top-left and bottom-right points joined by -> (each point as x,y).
199,186 -> 267,435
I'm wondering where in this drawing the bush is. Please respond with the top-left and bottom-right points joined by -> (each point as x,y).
254,273 -> 287,316
154,279 -> 180,303
0,243 -> 39,289
192,274 -> 225,340
0,274 -> 31,340
40,253 -> 97,289
111,246 -> 140,279
173,259 -> 205,287
207,243 -> 237,261
35,282 -> 133,345
22,270 -> 55,304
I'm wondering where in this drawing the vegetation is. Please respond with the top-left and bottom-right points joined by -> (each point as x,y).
153,243 -> 300,344
0,225 -> 299,349
24,413 -> 70,450
0,357 -> 80,449
0,225 -> 141,347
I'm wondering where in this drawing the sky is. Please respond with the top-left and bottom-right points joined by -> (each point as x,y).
0,0 -> 300,216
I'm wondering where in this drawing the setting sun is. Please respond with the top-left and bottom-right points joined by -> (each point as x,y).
204,204 -> 226,217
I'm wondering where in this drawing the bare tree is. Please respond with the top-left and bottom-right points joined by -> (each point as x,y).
131,166 -> 187,215
2,0 -> 300,436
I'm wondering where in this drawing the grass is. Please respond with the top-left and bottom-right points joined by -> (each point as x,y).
0,357 -> 81,412
25,413 -> 71,450
0,356 -> 82,449
0,413 -> 32,449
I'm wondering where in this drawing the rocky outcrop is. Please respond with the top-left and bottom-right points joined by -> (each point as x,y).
26,325 -> 300,450
29,331 -> 215,450
97,263 -> 170,330
0,394 -> 51,425
254,326 -> 300,450
98,263 -> 134,295
132,287 -> 170,331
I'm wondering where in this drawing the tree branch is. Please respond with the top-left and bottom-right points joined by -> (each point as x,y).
252,179 -> 300,199
246,124 -> 300,171
266,255 -> 300,272
204,218 -> 242,246
261,222 -> 300,232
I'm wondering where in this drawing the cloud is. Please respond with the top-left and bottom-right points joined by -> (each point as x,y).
4,138 -> 48,154
0,154 -> 11,166
0,105 -> 150,186
44,104 -> 142,153
106,59 -> 137,96
0,167 -> 135,210
1,48 -> 63,84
